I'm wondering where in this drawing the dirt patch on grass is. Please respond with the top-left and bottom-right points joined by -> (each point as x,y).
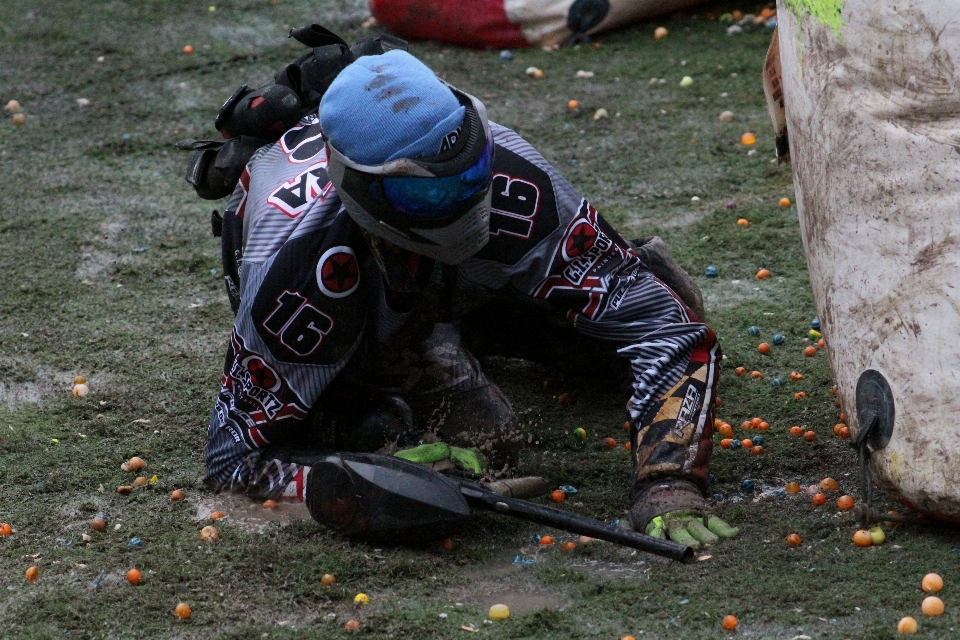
451,555 -> 570,614
0,365 -> 105,409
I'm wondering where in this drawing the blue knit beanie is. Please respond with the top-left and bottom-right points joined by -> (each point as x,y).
320,50 -> 465,165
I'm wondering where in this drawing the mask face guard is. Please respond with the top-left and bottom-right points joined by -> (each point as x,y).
324,83 -> 495,264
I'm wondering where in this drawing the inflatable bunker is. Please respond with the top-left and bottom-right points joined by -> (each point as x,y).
369,0 -> 709,49
774,0 -> 960,520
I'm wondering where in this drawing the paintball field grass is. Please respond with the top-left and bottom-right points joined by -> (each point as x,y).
1,0 -> 958,638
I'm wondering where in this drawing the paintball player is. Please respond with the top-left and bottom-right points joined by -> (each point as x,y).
197,37 -> 737,549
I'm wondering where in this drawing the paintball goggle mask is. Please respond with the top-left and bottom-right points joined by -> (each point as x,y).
324,86 -> 493,265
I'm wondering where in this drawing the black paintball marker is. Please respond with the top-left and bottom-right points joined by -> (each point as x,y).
305,452 -> 694,563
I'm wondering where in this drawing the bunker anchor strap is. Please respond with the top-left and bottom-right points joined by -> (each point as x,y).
852,412 -> 878,526
850,415 -> 929,527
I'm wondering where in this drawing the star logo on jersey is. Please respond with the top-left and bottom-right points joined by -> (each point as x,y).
562,219 -> 598,260
316,246 -> 360,298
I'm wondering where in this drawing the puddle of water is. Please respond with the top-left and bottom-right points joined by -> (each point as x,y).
195,492 -> 311,533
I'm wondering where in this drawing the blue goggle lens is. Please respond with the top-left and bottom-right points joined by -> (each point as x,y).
381,139 -> 492,218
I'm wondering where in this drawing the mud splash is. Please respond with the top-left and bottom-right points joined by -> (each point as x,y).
195,492 -> 311,533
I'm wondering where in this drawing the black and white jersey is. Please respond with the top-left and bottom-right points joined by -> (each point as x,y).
205,117 -> 710,501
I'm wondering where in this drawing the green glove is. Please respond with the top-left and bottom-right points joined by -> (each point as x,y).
394,442 -> 486,474
645,509 -> 739,550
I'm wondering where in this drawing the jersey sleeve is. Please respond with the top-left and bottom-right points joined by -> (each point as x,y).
205,118 -> 369,501
459,124 -> 712,425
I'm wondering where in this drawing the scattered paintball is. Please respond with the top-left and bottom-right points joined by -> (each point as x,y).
812,493 -> 826,506
72,383 -> 89,398
25,566 -> 39,583
779,197 -> 791,207
567,99 -> 579,110
921,596 -> 944,616
174,603 -> 191,620
680,76 -> 693,87
90,517 -> 106,531
756,268 -> 771,279
121,456 -> 146,472
354,593 -> 370,605
757,342 -> 770,354
705,266 -> 718,277
182,45 -> 194,54
262,499 -> 278,509
804,346 -> 818,357
126,568 -> 141,585
12,112 -> 26,126
747,326 -> 760,336
592,108 -> 608,120
898,616 -> 918,634
719,110 -> 734,122
170,489 -> 185,501
499,50 -> 513,61
772,334 -> 785,345
4,99 -> 20,111
811,317 -> 821,330
0,523 -> 11,536
740,132 -> 756,145
721,615 -> 738,630
654,26 -> 668,39
786,533 -> 802,547
525,66 -> 544,79
199,525 -> 219,542
737,218 -> 750,227
921,574 -> 943,593
321,574 -> 337,586
836,495 -> 855,510
819,478 -> 839,491
489,604 -> 511,620
853,530 -> 873,547
344,620 -> 360,631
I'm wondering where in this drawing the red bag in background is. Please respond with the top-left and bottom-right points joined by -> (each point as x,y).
369,0 -> 529,49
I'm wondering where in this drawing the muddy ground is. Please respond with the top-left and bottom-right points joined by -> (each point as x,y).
0,0 -> 957,638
